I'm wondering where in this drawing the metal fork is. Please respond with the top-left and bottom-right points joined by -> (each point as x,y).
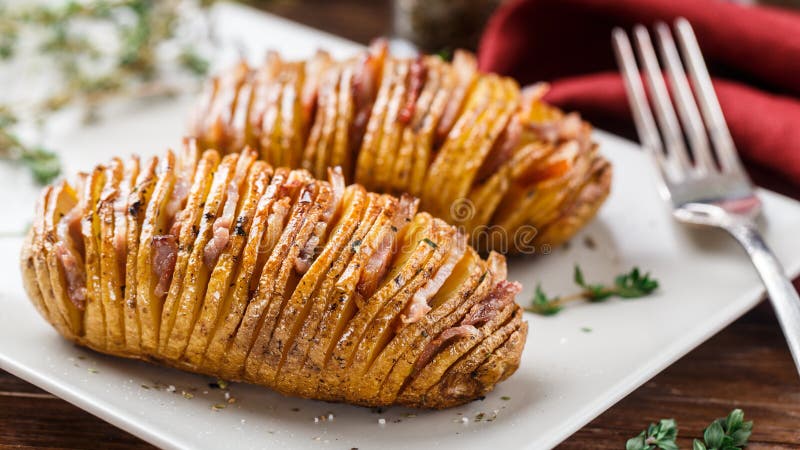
613,19 -> 800,377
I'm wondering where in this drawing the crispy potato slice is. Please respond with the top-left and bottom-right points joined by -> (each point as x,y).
262,67 -> 285,167
493,140 -> 591,240
20,227 -> 52,326
156,150 -> 220,355
471,319 -> 527,388
189,76 -> 219,148
202,168 -> 296,375
248,182 -> 334,384
313,67 -> 341,180
136,150 -> 177,355
435,50 -> 478,143
106,155 -> 140,351
275,184 -> 367,394
431,76 -> 507,221
229,71 -> 256,153
319,206 -> 432,400
301,50 -> 334,127
343,221 -> 459,402
98,158 -> 125,351
397,299 -> 517,404
248,51 -> 282,161
533,156 -> 612,248
302,194 -> 398,399
221,173 -> 315,379
359,246 -> 482,403
45,180 -> 86,338
80,167 -> 107,345
408,61 -> 452,197
377,251 -> 499,404
420,308 -> 524,408
203,60 -> 250,151
123,156 -> 159,354
183,161 -> 272,367
443,78 -> 518,224
292,189 -> 381,397
371,59 -> 409,191
34,185 -> 84,339
161,152 -> 252,360
30,186 -> 74,338
279,62 -> 306,169
331,63 -> 354,179
421,78 -> 492,218
391,56 -> 439,194
354,58 -> 395,188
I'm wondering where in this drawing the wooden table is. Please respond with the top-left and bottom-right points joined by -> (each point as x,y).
3,1 -> 799,448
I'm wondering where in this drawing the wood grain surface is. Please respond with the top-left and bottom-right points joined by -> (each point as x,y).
3,1 -> 799,448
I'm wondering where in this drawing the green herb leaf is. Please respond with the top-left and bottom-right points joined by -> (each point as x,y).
525,284 -> 561,316
529,265 -> 659,316
574,265 -> 613,301
625,431 -> 647,450
614,267 -> 659,298
630,409 -> 752,450
697,409 -> 751,450
627,419 -> 678,450
703,421 -> 725,448
179,47 -> 210,76
20,147 -> 61,184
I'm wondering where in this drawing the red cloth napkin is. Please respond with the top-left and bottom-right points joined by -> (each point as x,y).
477,0 -> 800,192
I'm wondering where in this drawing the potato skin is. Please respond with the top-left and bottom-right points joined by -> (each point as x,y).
20,144 -> 527,409
190,45 -> 611,255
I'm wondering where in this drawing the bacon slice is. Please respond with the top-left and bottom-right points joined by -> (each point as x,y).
415,325 -> 480,372
113,157 -> 138,259
301,50 -> 334,125
436,50 -> 477,143
152,234 -> 178,298
204,151 -> 255,268
356,194 -> 418,298
350,40 -> 387,154
294,167 -> 344,275
399,232 -> 467,327
56,204 -> 87,309
462,280 -> 521,327
398,56 -> 427,125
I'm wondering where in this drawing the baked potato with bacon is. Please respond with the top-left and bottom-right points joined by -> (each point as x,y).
189,42 -> 611,254
20,141 -> 527,408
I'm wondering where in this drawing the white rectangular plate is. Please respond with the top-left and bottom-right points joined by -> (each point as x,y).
2,4 -> 800,449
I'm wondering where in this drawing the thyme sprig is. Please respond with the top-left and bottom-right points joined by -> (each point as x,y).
0,0 -> 215,183
0,107 -> 60,183
526,265 -> 659,315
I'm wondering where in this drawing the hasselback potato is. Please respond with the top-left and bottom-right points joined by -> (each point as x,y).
20,142 -> 527,408
189,42 -> 611,253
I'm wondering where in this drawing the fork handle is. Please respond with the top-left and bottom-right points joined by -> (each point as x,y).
728,223 -> 800,379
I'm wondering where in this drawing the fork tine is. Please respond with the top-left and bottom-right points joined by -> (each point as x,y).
632,25 -> 693,178
654,22 -> 717,174
611,28 -> 671,179
674,18 -> 744,174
